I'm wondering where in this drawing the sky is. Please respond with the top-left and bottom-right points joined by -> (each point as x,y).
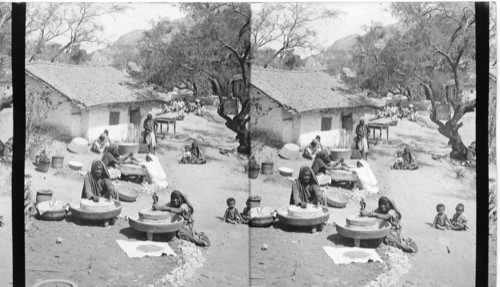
252,2 -> 399,58
47,3 -> 397,55
57,3 -> 185,52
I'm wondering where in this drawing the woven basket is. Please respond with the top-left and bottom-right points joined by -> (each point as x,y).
117,186 -> 140,202
323,188 -> 349,208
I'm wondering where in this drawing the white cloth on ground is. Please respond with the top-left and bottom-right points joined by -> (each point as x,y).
116,240 -> 176,258
248,207 -> 276,219
316,173 -> 332,186
140,154 -> 168,188
351,160 -> 379,194
323,246 -> 383,264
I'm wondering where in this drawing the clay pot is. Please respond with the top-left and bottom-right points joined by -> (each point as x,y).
36,190 -> 53,204
248,168 -> 260,179
37,161 -> 50,173
261,162 -> 274,175
51,156 -> 64,169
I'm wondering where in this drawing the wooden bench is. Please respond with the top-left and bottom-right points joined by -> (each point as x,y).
367,123 -> 390,140
155,116 -> 177,139
326,169 -> 358,189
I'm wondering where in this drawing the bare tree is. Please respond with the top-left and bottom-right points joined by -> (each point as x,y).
26,3 -> 126,63
252,3 -> 341,68
50,3 -> 126,63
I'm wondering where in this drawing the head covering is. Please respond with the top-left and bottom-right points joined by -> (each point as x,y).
298,166 -> 319,186
403,146 -> 413,163
378,196 -> 402,220
171,190 -> 194,214
91,160 -> 110,179
190,141 -> 202,158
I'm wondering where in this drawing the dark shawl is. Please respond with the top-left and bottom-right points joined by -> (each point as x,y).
311,150 -> 330,175
101,144 -> 120,168
81,160 -> 116,199
289,166 -> 323,205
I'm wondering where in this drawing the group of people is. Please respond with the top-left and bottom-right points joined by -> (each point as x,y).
391,146 -> 419,170
82,158 -> 209,246
374,103 -> 421,124
161,98 -> 207,118
287,167 -> 418,253
432,203 -> 468,231
179,141 -> 206,165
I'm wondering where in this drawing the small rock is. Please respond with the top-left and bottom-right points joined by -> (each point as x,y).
88,270 -> 91,274
261,244 -> 268,250
56,237 -> 63,243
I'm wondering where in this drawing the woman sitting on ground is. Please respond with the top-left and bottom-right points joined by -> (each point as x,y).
152,190 -> 210,247
181,141 -> 206,165
311,150 -> 349,185
303,136 -> 323,159
102,144 -> 137,169
360,196 -> 418,253
290,166 -> 325,208
81,160 -> 117,201
91,133 -> 110,154
392,146 -> 418,170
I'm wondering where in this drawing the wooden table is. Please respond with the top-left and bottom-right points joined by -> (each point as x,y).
367,123 -> 390,140
155,116 -> 177,139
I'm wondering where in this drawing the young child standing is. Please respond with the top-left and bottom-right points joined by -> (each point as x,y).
450,203 -> 468,231
432,203 -> 452,230
223,197 -> 243,224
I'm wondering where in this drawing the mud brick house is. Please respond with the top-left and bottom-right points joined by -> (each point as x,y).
26,63 -> 165,141
244,68 -> 382,146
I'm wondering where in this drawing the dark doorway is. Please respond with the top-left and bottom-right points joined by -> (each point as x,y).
130,108 -> 141,126
341,112 -> 353,132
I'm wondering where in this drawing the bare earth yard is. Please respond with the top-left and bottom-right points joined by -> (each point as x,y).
0,108 -> 483,286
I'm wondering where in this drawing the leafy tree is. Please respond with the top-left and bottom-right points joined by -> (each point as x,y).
350,3 -> 476,160
137,3 -> 252,154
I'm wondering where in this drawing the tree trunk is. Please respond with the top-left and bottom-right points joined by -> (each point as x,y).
50,41 -> 72,63
421,81 -> 473,160
0,95 -> 12,112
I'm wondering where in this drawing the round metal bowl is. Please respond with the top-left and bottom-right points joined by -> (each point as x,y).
128,214 -> 184,234
37,201 -> 68,221
32,279 -> 78,287
249,215 -> 275,228
68,161 -> 83,171
69,200 -> 122,221
336,220 -> 392,240
276,206 -> 330,227
278,167 -> 293,177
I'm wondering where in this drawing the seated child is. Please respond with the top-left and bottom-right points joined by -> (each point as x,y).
240,198 -> 252,223
179,145 -> 192,164
223,197 -> 243,224
432,203 -> 451,230
392,151 -> 404,169
450,203 -> 468,231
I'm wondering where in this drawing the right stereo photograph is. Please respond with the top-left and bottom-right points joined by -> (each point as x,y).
248,2 -> 485,287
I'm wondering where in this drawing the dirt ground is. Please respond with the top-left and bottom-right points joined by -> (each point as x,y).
0,106 -> 482,286
249,112 -> 477,287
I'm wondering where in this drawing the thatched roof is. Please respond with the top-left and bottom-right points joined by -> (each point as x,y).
251,68 -> 381,114
25,63 -> 162,108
